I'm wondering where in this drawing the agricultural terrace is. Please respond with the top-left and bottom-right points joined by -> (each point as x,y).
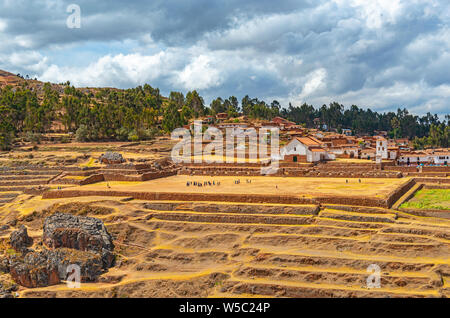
67,175 -> 409,199
401,189 -> 450,211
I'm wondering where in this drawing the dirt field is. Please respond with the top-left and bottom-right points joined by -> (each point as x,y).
66,176 -> 408,199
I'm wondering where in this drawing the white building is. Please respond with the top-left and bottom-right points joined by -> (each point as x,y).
376,137 -> 388,160
276,137 -> 334,163
398,151 -> 450,165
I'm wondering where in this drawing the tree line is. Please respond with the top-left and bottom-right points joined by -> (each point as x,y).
0,82 -> 448,150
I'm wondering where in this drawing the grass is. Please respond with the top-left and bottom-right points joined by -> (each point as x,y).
401,189 -> 450,211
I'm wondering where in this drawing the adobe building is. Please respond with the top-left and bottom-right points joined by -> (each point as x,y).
216,113 -> 228,121
276,136 -> 334,163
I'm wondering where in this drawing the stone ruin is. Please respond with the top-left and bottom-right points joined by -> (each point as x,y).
0,213 -> 115,293
99,152 -> 125,165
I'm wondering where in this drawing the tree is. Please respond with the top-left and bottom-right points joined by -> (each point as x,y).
210,97 -> 225,114
185,90 -> 205,117
75,124 -> 89,142
0,104 -> 14,150
391,117 -> 401,139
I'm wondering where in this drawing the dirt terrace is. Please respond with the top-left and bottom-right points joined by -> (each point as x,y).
47,175 -> 408,198
1,198 -> 447,298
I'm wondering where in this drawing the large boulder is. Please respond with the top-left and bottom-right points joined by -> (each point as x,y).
99,152 -> 125,165
9,225 -> 33,253
43,213 -> 115,268
0,282 -> 17,298
9,248 -> 103,288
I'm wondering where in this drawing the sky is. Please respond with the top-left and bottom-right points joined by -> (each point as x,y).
0,0 -> 449,116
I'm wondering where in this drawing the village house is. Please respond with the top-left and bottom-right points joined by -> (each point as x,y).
215,113 -> 228,121
360,148 -> 376,160
398,150 -> 450,166
285,129 -> 305,139
271,116 -> 296,127
215,122 -> 249,130
342,128 -> 352,136
276,136 -> 334,163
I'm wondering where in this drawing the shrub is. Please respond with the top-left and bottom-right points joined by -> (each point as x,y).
60,135 -> 71,144
75,124 -> 89,142
128,130 -> 139,142
26,132 -> 42,144
0,131 -> 14,151
115,127 -> 129,141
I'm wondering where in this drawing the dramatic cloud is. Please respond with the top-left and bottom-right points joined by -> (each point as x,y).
0,0 -> 449,116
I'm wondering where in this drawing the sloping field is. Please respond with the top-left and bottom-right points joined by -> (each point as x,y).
1,196 -> 448,298
401,189 -> 450,211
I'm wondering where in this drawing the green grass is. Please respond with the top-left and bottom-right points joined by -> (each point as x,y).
401,189 -> 450,211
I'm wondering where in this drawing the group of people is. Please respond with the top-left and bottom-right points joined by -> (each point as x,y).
235,179 -> 253,184
185,179 -> 254,187
345,179 -> 362,183
186,180 -> 221,187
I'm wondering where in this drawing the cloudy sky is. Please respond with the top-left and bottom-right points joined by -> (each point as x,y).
0,0 -> 449,116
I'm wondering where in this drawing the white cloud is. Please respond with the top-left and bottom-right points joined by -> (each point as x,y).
334,0 -> 404,28
1,0 -> 449,116
0,19 -> 6,32
40,52 -> 175,87
176,55 -> 221,90
299,68 -> 327,100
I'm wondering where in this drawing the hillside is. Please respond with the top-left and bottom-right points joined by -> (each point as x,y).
0,69 -> 25,88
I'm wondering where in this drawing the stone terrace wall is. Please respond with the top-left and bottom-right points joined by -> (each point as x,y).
385,166 -> 450,173
77,170 -> 178,185
103,163 -> 152,170
414,178 -> 450,184
79,174 -> 105,186
386,179 -> 417,208
423,184 -> 450,190
43,190 -> 390,207
180,165 -> 401,178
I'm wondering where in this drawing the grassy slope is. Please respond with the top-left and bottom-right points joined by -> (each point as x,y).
401,189 -> 450,210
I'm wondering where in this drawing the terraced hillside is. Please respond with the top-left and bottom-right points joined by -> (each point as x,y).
0,167 -> 68,209
1,197 -> 448,298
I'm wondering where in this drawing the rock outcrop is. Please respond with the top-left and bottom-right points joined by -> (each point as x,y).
9,225 -> 33,253
99,152 -> 125,165
9,248 -> 103,288
1,213 -> 115,289
43,213 -> 115,268
0,282 -> 17,298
